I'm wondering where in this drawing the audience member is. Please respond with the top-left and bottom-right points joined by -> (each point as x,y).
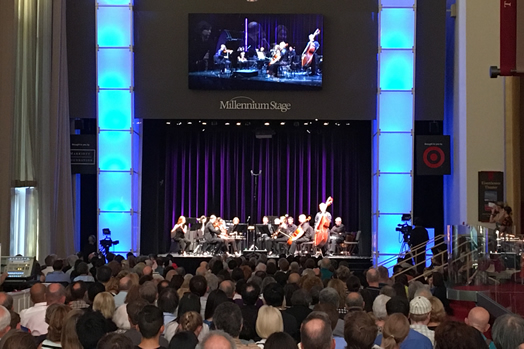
285,289 -> 312,329
93,292 -> 118,332
97,333 -> 134,349
435,321 -> 488,349
365,269 -> 381,303
427,296 -> 446,331
45,260 -> 70,284
113,276 -> 132,308
176,311 -> 203,337
240,282 -> 261,341
492,314 -> 524,349
74,262 -> 95,282
344,311 -> 379,349
20,283 -> 48,336
199,331 -> 236,349
41,304 -> 70,348
68,281 -> 89,310
139,281 -> 157,304
158,288 -> 179,329
219,280 -> 235,299
169,331 -> 198,349
263,283 -> 298,339
61,309 -> 83,349
301,311 -> 335,349
381,313 -> 409,349
346,292 -> 365,313
372,295 -> 390,332
0,306 -> 11,341
2,331 -> 37,349
0,294 -> 13,312
465,307 -> 495,349
76,311 -> 109,349
123,299 -> 169,348
264,332 -> 295,349
408,296 -> 434,346
255,306 -> 283,348
136,305 -> 166,349
214,302 -> 259,349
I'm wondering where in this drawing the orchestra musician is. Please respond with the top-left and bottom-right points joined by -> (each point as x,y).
289,214 -> 314,255
203,215 -> 224,254
214,43 -> 232,73
302,31 -> 320,76
314,201 -> 332,254
268,216 -> 289,255
237,51 -> 248,69
327,217 -> 347,256
219,217 -> 238,255
259,216 -> 274,251
171,216 -> 190,255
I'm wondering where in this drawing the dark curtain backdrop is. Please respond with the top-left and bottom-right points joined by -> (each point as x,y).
164,122 -> 371,242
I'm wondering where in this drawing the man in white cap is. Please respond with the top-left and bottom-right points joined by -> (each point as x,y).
409,296 -> 434,346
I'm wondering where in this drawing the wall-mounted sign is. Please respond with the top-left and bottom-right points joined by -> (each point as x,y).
478,171 -> 504,222
71,134 -> 96,174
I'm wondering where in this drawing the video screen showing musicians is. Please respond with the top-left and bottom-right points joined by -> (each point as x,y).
188,13 -> 323,90
169,197 -> 359,257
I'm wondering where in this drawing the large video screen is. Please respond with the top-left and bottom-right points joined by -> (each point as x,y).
188,13 -> 324,91
134,0 -> 378,120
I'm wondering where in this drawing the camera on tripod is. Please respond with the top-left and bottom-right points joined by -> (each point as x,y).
100,228 -> 119,255
395,214 -> 412,244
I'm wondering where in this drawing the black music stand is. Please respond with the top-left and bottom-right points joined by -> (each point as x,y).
255,224 -> 271,250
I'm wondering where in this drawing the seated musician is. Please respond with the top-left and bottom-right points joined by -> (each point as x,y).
203,215 -> 224,254
259,216 -> 274,250
237,51 -> 248,69
214,43 -> 231,73
267,42 -> 288,77
289,214 -> 314,255
256,46 -> 269,70
287,216 -> 297,234
170,216 -> 190,255
327,217 -> 347,256
222,217 -> 239,255
268,216 -> 289,256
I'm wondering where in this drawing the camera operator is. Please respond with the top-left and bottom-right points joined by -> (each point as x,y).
410,217 -> 429,274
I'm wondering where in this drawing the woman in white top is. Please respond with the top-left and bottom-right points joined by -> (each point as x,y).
255,305 -> 284,348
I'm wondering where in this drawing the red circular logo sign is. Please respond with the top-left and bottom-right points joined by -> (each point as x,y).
423,146 -> 445,168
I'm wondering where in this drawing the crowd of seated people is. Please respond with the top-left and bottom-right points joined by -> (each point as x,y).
0,251 -> 522,349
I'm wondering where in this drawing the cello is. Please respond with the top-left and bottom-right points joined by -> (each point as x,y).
301,29 -> 321,67
287,216 -> 311,245
314,196 -> 333,247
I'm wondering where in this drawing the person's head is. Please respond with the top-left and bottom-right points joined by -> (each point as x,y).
288,272 -> 300,285
52,259 -> 64,272
301,311 -> 335,349
429,296 -> 446,324
287,216 -> 294,225
377,266 -> 389,283
256,305 -> 283,339
76,310 -> 108,349
299,214 -> 307,223
97,266 -> 112,284
372,295 -> 391,321
178,292 -> 201,320
380,285 -> 396,298
158,288 -> 179,315
138,305 -> 164,339
77,262 -> 89,275
319,202 -> 327,212
335,266 -> 351,283
126,298 -> 149,327
346,275 -> 361,293
199,331 -> 236,349
219,280 -> 235,299
204,289 -> 229,320
45,254 -> 57,268
263,283 -> 285,307
493,314 -> 524,349
414,286 -> 432,300
344,311 -> 378,349
381,313 -> 409,349
241,282 -> 260,306
0,293 -> 13,312
213,302 -> 243,338
313,303 -> 339,331
0,305 -> 11,337
465,307 -> 490,333
29,283 -> 46,304
409,296 -> 431,325
61,309 -> 83,349
335,217 -> 342,226
318,287 -> 339,308
177,310 -> 203,336
139,281 -> 157,304
386,296 -> 409,317
97,333 -> 134,349
504,205 -> 513,215
345,292 -> 364,311
290,288 -> 312,307
47,283 -> 66,305
70,281 -> 87,302
366,268 -> 379,286
88,282 -> 106,304
169,331 -> 199,349
435,321 -> 489,349
265,332 -> 296,349
2,331 -> 37,349
45,304 -> 71,342
177,216 -> 186,225
93,292 -> 116,319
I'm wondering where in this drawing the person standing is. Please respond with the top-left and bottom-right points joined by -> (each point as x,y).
409,218 -> 429,274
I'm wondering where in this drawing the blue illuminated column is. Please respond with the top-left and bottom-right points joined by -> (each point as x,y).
96,0 -> 141,254
373,0 -> 416,267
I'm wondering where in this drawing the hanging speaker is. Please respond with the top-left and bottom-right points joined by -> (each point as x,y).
416,135 -> 450,175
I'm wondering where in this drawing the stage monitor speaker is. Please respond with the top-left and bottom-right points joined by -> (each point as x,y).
416,135 -> 450,175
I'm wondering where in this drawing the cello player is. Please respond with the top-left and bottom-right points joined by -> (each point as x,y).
289,214 -> 314,255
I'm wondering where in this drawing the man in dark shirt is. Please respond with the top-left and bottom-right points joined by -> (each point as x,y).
409,218 -> 429,274
364,268 -> 381,311
289,214 -> 313,255
239,282 -> 261,341
136,305 -> 167,349
328,217 -> 346,255
203,215 -> 223,254
124,299 -> 170,348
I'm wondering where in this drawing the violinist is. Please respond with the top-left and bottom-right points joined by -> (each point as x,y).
215,43 -> 232,73
289,214 -> 314,255
171,216 -> 190,255
269,216 -> 291,256
203,215 -> 224,254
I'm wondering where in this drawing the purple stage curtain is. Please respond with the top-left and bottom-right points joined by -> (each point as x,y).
164,123 -> 370,234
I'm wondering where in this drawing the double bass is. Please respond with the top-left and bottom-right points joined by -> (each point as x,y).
301,28 -> 321,67
287,216 -> 311,245
314,196 -> 333,247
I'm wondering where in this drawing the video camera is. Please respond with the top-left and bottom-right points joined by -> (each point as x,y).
395,214 -> 412,244
100,228 -> 119,255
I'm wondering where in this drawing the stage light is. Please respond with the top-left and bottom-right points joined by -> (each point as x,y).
236,122 -> 241,126
202,122 -> 207,125
315,119 -> 318,121
264,122 -> 270,126
202,129 -> 205,132
306,129 -> 311,134
225,122 -> 230,126
304,122 -> 308,125
166,122 -> 171,125
323,122 -> 329,126
280,122 -> 285,125
187,121 -> 192,125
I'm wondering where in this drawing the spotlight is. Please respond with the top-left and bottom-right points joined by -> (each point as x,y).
315,119 -> 318,121
346,123 -> 350,125
166,122 -> 171,125
225,122 -> 230,126
236,122 -> 241,126
323,122 -> 329,126
202,128 -> 206,132
264,122 -> 270,126
304,122 -> 308,125
187,121 -> 192,125
280,122 -> 285,125
202,122 -> 207,125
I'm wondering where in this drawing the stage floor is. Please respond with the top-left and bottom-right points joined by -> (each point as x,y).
160,252 -> 372,275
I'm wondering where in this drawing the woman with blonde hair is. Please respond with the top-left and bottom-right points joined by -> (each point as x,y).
427,296 -> 446,330
93,291 -> 117,331
381,313 -> 410,349
327,279 -> 347,310
171,215 -> 190,254
256,305 -> 284,348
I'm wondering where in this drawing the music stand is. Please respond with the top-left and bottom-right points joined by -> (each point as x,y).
233,224 -> 248,236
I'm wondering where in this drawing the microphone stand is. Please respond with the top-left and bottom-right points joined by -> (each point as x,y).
248,170 -> 262,251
